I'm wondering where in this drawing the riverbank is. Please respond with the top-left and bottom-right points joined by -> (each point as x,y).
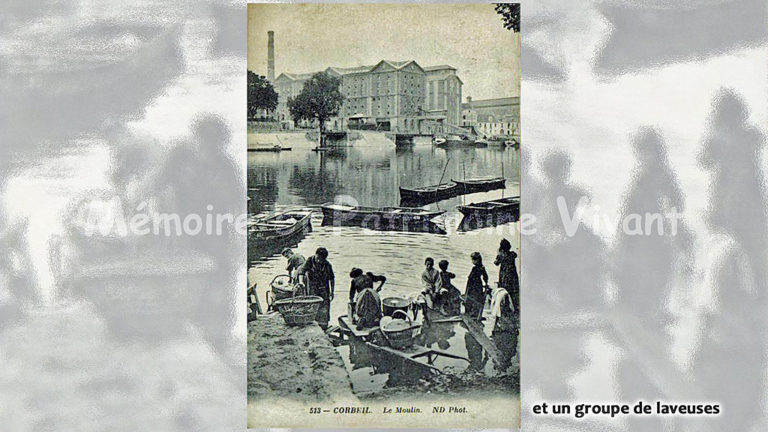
247,313 -> 355,401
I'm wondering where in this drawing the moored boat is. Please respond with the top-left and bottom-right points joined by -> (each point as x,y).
321,203 -> 444,226
399,182 -> 459,204
248,209 -> 313,246
249,144 -> 292,152
457,196 -> 520,229
434,134 -> 473,147
321,204 -> 445,233
451,177 -> 506,194
445,134 -> 469,144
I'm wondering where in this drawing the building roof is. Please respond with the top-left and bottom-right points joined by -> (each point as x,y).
423,64 -> 456,72
275,72 -> 317,82
461,97 -> 520,110
326,65 -> 374,75
384,60 -> 411,68
370,59 -> 425,73
277,60 -> 463,81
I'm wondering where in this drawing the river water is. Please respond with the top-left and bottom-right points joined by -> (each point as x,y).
247,130 -> 520,394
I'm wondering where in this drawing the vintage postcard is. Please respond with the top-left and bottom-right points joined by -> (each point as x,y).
246,3 -> 521,428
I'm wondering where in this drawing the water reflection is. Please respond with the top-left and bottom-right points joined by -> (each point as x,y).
247,131 -> 519,213
248,131 -> 520,394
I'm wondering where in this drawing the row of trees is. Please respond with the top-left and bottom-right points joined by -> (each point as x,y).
247,71 -> 278,120
247,70 -> 343,132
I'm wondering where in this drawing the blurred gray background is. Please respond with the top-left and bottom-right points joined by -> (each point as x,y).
0,0 -> 766,431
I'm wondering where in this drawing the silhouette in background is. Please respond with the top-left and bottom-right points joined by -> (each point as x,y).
611,127 -> 694,432
524,151 -> 607,401
537,151 -> 608,309
691,89 -> 767,431
0,210 -> 39,326
1,8 -> 246,429
149,114 -> 246,356
613,127 -> 693,324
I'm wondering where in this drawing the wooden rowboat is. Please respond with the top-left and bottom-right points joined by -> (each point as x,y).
248,210 -> 313,253
337,315 -> 379,341
248,144 -> 292,152
399,182 -> 459,205
320,203 -> 444,232
457,195 -> 520,219
452,177 -> 506,194
457,196 -> 520,230
337,316 -> 468,373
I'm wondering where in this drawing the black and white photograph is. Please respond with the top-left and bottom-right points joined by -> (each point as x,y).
1,0 -> 767,431
246,3 -> 521,428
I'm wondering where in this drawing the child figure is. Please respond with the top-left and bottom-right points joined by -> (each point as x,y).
417,257 -> 440,319
436,259 -> 462,316
464,252 -> 489,320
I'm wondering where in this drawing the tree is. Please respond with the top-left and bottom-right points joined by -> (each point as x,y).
247,71 -> 278,120
286,95 -> 311,127
286,72 -> 343,132
494,3 -> 520,32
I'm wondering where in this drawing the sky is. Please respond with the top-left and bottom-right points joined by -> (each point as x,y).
247,3 -> 521,100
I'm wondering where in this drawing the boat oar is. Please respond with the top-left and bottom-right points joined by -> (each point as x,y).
501,156 -> 505,199
437,157 -> 451,186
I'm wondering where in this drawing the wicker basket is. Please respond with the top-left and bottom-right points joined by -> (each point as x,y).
381,310 -> 420,349
267,275 -> 309,311
273,295 -> 323,326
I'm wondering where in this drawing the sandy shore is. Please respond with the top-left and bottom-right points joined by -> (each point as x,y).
247,313 -> 355,402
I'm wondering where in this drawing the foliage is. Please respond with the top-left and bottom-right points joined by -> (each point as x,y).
287,95 -> 310,127
286,72 -> 344,131
247,71 -> 278,120
494,3 -> 520,32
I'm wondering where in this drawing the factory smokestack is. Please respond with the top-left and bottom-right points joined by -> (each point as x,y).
267,30 -> 275,82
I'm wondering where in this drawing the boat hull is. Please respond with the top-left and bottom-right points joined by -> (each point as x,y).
321,204 -> 445,233
248,211 -> 313,255
248,145 -> 292,152
452,177 -> 506,194
399,182 -> 460,205
457,196 -> 520,230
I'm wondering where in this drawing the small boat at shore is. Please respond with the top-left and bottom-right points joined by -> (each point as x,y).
452,177 -> 506,194
248,210 -> 313,246
249,144 -> 292,152
321,203 -> 444,227
434,134 -> 472,148
457,196 -> 520,230
399,182 -> 459,204
457,195 -> 520,218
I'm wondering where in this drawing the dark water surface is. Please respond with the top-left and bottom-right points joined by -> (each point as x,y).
247,131 -> 520,393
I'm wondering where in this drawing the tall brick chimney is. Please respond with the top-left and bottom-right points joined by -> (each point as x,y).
267,30 -> 275,82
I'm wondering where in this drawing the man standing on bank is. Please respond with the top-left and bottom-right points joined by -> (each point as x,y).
297,247 -> 335,330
